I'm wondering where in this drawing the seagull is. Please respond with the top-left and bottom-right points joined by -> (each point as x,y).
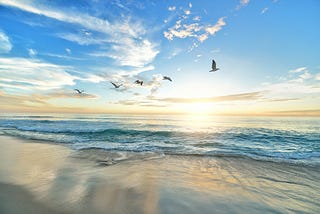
74,89 -> 84,94
163,76 -> 172,82
134,80 -> 143,86
209,59 -> 220,72
111,82 -> 122,88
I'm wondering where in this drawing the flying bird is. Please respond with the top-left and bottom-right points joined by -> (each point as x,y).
111,82 -> 122,88
134,80 -> 143,85
163,76 -> 172,82
74,89 -> 84,94
209,59 -> 220,72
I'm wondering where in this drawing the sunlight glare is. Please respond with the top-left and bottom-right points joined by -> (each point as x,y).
179,102 -> 215,115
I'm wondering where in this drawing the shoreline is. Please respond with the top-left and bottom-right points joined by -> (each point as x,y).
0,135 -> 319,213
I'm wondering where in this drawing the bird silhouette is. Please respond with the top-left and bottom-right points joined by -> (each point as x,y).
74,89 -> 84,94
163,76 -> 172,81
111,82 -> 122,88
134,80 -> 143,85
209,59 -> 219,72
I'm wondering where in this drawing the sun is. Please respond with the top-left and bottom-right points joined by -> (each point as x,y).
177,102 -> 215,115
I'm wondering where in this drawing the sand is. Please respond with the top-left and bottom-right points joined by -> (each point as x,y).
0,135 -> 319,214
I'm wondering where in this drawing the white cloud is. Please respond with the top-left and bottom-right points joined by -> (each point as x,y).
0,57 -> 76,90
236,0 -> 250,10
315,73 -> 320,81
241,0 -> 250,5
65,48 -> 71,54
260,68 -> 320,97
77,74 -> 105,83
263,81 -> 319,94
1,0 -> 158,68
28,48 -> 37,57
299,72 -> 312,80
0,31 -> 12,53
289,67 -> 307,73
261,7 -> 269,14
146,74 -> 164,95
42,53 -> 83,60
164,16 -> 226,43
57,33 -> 111,45
168,6 -> 176,11
0,57 -> 105,92
168,48 -> 183,59
89,38 -> 158,67
205,17 -> 226,35
104,65 -> 155,81
0,1 -> 139,37
108,39 -> 159,67
193,16 -> 201,21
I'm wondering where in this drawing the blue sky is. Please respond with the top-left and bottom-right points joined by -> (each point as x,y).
0,0 -> 320,115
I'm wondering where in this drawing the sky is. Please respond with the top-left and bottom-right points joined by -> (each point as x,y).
0,0 -> 320,116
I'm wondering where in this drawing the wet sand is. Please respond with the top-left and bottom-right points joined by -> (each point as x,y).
0,135 -> 319,214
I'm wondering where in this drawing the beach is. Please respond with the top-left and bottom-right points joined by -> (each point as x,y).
0,134 -> 319,214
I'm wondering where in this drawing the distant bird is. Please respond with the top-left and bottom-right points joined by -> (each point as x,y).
111,82 -> 122,88
134,80 -> 143,85
209,59 -> 219,72
163,76 -> 172,82
74,89 -> 84,94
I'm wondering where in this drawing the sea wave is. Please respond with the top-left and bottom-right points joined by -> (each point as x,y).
0,116 -> 319,165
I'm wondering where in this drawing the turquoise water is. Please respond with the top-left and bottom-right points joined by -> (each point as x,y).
0,114 -> 319,165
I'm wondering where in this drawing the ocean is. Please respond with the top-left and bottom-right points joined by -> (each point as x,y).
0,114 -> 319,166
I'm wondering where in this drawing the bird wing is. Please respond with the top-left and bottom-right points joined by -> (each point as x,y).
111,82 -> 117,87
74,89 -> 80,93
212,60 -> 216,70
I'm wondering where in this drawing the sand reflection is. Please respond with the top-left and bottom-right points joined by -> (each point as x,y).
0,135 -> 319,214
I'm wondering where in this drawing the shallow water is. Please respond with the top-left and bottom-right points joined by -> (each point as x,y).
0,135 -> 319,214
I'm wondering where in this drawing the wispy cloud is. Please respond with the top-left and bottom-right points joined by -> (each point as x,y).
266,98 -> 300,102
205,17 -> 226,36
41,53 -> 84,61
287,67 -> 313,83
267,109 -> 320,116
0,90 -> 96,113
113,91 -> 264,109
28,48 -> 37,57
236,0 -> 250,10
261,7 -> 269,14
153,91 -> 263,103
65,48 -> 71,54
1,0 -> 159,68
0,57 -> 75,90
260,67 -> 320,97
0,30 -> 12,53
164,17 -> 226,43
0,57 -> 104,92
114,99 -> 168,108
107,38 -> 159,67
168,6 -> 176,11
164,3 -> 227,44
98,66 -> 162,95
56,32 -> 111,45
0,1 -> 135,36
46,90 -> 98,99
289,67 -> 307,73
240,0 -> 250,6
